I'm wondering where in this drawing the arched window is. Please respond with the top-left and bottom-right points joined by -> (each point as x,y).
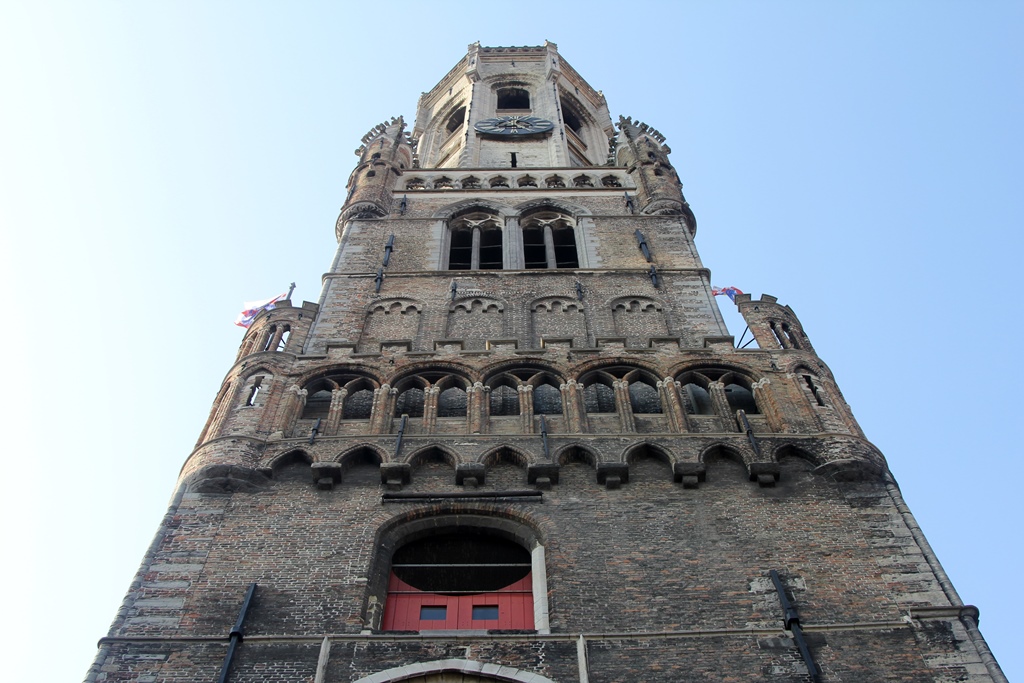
682,383 -> 714,415
445,106 -> 466,135
447,210 -> 503,270
496,87 -> 530,110
629,381 -> 663,414
437,386 -> 468,417
519,210 -> 579,269
275,325 -> 291,351
301,389 -> 332,419
725,383 -> 759,414
343,387 -> 374,419
532,383 -> 562,415
394,387 -> 425,417
583,382 -> 616,414
383,532 -> 534,631
489,384 -> 519,416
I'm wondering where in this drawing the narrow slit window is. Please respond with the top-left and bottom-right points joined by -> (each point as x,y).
245,377 -> 264,407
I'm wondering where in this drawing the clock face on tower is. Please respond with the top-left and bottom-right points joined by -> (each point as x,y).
474,115 -> 555,136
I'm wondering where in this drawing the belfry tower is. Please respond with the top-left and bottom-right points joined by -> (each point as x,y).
89,43 -> 1006,683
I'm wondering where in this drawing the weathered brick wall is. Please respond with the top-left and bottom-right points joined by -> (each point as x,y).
97,453 -> 989,681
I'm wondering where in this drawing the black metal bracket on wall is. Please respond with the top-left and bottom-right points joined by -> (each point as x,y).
770,570 -> 820,682
217,583 -> 257,683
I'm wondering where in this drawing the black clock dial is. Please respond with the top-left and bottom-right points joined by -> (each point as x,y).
474,115 -> 555,136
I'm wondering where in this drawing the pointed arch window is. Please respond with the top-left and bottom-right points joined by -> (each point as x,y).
519,210 -> 579,270
446,210 -> 503,270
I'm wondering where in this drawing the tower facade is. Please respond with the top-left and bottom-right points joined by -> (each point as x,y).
89,43 -> 1005,682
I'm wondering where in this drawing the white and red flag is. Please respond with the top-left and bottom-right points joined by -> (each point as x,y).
711,286 -> 744,302
234,293 -> 287,328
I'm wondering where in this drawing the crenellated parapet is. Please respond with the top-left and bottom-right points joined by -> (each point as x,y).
615,116 -> 695,232
338,116 -> 415,232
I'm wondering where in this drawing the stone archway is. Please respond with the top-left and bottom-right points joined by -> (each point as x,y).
352,658 -> 559,683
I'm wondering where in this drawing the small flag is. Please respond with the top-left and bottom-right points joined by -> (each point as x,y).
235,293 -> 287,328
712,286 -> 743,302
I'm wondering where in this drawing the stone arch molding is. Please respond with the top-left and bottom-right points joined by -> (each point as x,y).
352,659 -> 560,683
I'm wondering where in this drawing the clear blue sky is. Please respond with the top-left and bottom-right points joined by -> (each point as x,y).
1,2 -> 1021,681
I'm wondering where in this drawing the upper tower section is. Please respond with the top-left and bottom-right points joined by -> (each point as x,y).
412,42 -> 614,169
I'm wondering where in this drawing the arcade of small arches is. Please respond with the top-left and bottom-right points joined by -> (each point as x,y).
257,439 -> 852,493
405,172 -> 625,191
290,364 -> 768,434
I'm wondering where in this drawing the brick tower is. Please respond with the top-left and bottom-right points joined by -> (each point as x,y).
89,43 -> 1006,683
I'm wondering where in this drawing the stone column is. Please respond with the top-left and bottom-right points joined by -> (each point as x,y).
269,325 -> 286,352
369,383 -> 394,434
543,224 -> 557,269
470,227 -> 481,270
519,384 -> 535,433
506,217 -> 521,269
613,379 -> 636,433
275,384 -> 307,436
325,387 -> 347,436
771,322 -> 791,349
561,379 -> 588,433
707,381 -> 735,431
658,376 -> 688,433
751,378 -> 785,432
423,385 -> 440,434
467,382 -> 488,434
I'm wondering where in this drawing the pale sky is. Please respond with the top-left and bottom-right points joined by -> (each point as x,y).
1,3 -> 1021,681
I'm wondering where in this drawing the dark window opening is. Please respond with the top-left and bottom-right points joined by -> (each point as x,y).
629,382 -> 663,414
445,106 -> 466,134
553,226 -> 579,268
583,383 -> 616,414
437,387 -> 468,417
301,389 -> 332,419
533,383 -> 563,415
371,152 -> 381,160
804,375 -> 826,406
523,226 -> 547,269
562,105 -> 582,134
392,535 -> 530,593
383,533 -> 534,631
394,388 -> 425,417
725,383 -> 759,414
448,229 -> 473,270
683,384 -> 714,415
245,377 -> 264,407
497,87 -> 530,110
479,228 -> 503,270
489,384 -> 520,416
366,170 -> 376,178
343,388 -> 374,419
510,152 -> 518,168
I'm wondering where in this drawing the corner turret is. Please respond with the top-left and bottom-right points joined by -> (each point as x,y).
615,116 -> 696,232
337,116 -> 415,233
735,293 -> 815,354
